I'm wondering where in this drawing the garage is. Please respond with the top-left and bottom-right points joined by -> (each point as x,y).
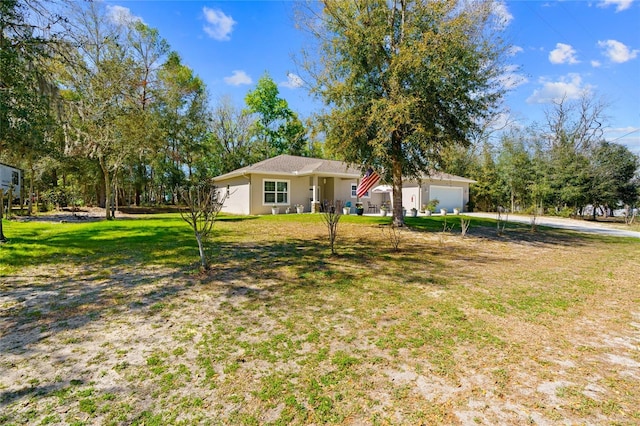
428,185 -> 463,213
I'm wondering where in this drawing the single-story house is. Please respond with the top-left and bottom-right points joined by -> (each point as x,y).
213,154 -> 475,215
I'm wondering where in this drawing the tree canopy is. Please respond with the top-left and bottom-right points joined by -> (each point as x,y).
300,0 -> 510,224
244,73 -> 307,158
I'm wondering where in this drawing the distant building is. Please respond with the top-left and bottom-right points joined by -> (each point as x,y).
0,162 -> 23,203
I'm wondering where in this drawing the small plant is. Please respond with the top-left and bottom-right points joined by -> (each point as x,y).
177,183 -> 230,271
321,200 -> 343,255
380,223 -> 402,251
623,205 -> 637,225
442,216 -> 454,233
460,217 -> 470,238
496,207 -> 509,236
424,199 -> 439,212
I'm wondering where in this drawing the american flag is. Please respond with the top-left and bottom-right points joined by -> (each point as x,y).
356,168 -> 380,198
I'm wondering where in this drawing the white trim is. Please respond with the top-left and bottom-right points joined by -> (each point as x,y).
350,183 -> 370,198
262,178 -> 290,206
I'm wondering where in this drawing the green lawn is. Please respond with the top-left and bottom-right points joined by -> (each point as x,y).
0,214 -> 638,425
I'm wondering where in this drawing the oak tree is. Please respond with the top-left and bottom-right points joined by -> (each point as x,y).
300,0 -> 510,224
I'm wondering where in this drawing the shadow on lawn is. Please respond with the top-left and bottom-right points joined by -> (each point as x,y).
0,264 -> 190,351
0,217 -> 514,409
404,215 -> 597,247
1,215 -> 594,353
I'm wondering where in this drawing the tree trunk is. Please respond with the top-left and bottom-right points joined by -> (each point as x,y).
0,189 -> 7,243
195,232 -> 208,271
6,187 -> 12,219
391,132 -> 404,227
28,160 -> 34,216
99,156 -> 112,220
510,187 -> 515,213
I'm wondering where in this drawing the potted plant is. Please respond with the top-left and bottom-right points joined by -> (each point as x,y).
355,202 -> 364,216
410,207 -> 418,217
453,207 -> 460,215
285,206 -> 294,214
271,205 -> 279,215
380,205 -> 388,216
440,208 -> 447,216
296,204 -> 305,214
424,199 -> 439,215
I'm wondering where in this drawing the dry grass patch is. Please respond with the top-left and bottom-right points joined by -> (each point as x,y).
0,214 -> 638,425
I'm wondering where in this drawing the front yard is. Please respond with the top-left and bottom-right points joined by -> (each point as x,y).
1,214 -> 638,425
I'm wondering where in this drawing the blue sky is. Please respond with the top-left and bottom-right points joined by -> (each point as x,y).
106,0 -> 640,154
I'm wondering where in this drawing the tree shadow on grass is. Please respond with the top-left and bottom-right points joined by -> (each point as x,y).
0,221 -> 235,272
0,264 -> 192,353
404,215 -> 602,248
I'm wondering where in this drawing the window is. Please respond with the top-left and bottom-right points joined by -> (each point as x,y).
264,179 -> 289,205
350,183 -> 370,198
12,171 -> 19,186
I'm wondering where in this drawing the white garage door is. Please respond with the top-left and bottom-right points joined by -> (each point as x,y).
429,186 -> 463,212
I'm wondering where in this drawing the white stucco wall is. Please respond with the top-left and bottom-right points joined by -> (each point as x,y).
216,176 -> 251,215
249,173 -> 312,215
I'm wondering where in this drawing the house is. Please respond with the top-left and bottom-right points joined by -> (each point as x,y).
213,155 -> 474,215
0,162 -> 22,203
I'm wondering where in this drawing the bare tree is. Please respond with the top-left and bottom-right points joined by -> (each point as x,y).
380,223 -> 402,251
321,200 -> 342,255
178,184 -> 229,271
544,94 -> 608,153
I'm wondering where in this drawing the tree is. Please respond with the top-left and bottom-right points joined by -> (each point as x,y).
61,1 -> 140,219
587,141 -> 639,219
178,184 -> 229,271
1,0 -> 65,213
542,94 -> 609,214
0,0 -> 62,155
155,51 -> 209,201
469,142 -> 500,212
245,74 -> 307,158
207,96 -> 255,176
320,200 -> 342,255
300,0 -> 510,225
496,132 -> 533,212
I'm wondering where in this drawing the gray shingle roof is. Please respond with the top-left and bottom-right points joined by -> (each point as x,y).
213,154 -> 475,183
214,155 -> 362,181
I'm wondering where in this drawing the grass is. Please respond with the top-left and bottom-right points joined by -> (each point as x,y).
1,213 -> 639,424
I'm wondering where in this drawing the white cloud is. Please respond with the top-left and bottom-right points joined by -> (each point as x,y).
491,1 -> 513,28
508,45 -> 523,56
591,60 -> 602,67
549,43 -> 579,64
224,70 -> 252,86
280,73 -> 304,89
597,39 -> 639,63
203,7 -> 236,41
526,73 -> 594,104
598,0 -> 634,12
106,5 -> 143,25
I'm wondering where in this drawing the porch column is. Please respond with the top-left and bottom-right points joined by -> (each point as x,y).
311,176 -> 320,213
